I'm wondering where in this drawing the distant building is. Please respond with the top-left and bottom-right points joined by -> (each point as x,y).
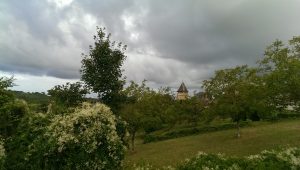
176,82 -> 189,100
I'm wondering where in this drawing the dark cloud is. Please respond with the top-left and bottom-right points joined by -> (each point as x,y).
138,0 -> 300,66
1,0 -> 300,91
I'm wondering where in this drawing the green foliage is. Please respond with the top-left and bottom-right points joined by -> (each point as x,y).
0,137 -> 5,170
120,81 -> 194,150
121,81 -> 207,147
135,86 -> 175,133
258,37 -> 300,110
12,91 -> 48,104
177,147 -> 300,170
0,76 -> 14,90
4,112 -> 50,170
81,27 -> 127,113
0,99 -> 29,139
176,97 -> 204,126
0,76 -> 15,106
133,147 -> 300,170
0,77 -> 30,139
202,65 -> 273,137
115,116 -> 129,148
143,121 -> 250,143
120,80 -> 152,150
48,82 -> 88,108
142,116 -> 164,134
120,103 -> 142,151
12,91 -> 49,112
12,103 -> 126,170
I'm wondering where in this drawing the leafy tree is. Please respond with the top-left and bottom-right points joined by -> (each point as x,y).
177,97 -> 205,126
120,103 -> 141,151
0,99 -> 29,139
0,77 -> 29,139
120,81 -> 177,150
47,82 -> 88,108
0,76 -> 15,106
258,37 -> 300,111
137,87 -> 174,133
81,27 -> 127,113
120,80 -> 151,151
203,65 -> 270,137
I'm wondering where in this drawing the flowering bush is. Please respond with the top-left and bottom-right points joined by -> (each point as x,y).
133,147 -> 300,170
23,102 -> 126,170
178,147 -> 300,170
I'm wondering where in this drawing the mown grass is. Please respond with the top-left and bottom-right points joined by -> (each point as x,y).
124,119 -> 300,168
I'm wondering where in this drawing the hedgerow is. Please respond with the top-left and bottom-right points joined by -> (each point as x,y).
143,121 -> 250,143
133,147 -> 300,170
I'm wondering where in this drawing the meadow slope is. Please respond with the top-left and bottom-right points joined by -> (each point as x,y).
125,119 -> 300,168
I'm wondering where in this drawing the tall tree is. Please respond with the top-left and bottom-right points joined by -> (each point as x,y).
258,37 -> 300,111
80,27 -> 127,113
120,80 -> 151,151
203,66 -> 270,138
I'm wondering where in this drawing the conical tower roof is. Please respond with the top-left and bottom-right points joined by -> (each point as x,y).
177,82 -> 188,93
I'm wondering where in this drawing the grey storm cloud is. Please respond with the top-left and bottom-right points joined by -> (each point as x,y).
1,0 -> 300,90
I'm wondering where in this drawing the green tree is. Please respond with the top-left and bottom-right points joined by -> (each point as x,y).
258,37 -> 300,111
137,87 -> 174,133
177,97 -> 205,126
120,80 -> 151,151
120,103 -> 141,151
0,76 -> 15,106
48,82 -> 88,108
203,65 -> 270,137
0,77 -> 29,139
80,27 -> 127,113
0,99 -> 29,139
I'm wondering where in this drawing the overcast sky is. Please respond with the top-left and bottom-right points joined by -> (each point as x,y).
1,0 -> 300,93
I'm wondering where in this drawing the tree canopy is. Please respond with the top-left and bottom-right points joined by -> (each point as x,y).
47,82 -> 88,108
80,27 -> 127,113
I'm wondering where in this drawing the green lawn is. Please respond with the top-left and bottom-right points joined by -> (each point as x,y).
124,119 -> 300,168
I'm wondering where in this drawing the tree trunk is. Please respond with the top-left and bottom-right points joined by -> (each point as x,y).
131,131 -> 136,151
236,120 -> 241,138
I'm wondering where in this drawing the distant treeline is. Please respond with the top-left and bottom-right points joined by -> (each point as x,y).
10,91 -> 49,104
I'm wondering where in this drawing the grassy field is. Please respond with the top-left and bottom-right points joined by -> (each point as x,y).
124,119 -> 300,168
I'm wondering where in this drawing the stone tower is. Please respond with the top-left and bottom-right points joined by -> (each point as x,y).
176,82 -> 189,100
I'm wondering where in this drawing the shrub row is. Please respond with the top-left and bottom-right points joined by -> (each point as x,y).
277,112 -> 300,119
177,147 -> 300,170
133,147 -> 300,170
143,121 -> 250,143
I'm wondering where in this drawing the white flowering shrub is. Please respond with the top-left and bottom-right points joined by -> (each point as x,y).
24,102 -> 125,170
177,147 -> 300,170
